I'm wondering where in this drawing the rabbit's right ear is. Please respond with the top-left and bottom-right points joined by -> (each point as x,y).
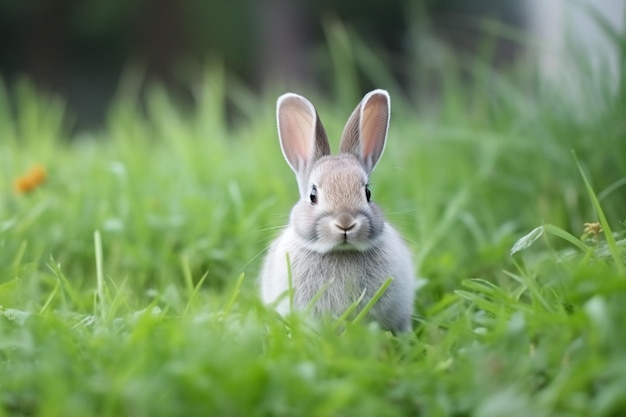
277,93 -> 331,176
339,89 -> 390,174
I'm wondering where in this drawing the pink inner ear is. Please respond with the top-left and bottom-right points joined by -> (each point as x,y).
360,95 -> 388,158
278,98 -> 316,169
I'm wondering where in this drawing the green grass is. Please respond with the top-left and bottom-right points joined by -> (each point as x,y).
2,21 -> 626,416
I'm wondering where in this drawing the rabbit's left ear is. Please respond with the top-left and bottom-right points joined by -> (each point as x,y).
277,93 -> 330,177
339,89 -> 390,174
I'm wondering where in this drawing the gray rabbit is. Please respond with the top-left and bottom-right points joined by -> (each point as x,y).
260,90 -> 416,333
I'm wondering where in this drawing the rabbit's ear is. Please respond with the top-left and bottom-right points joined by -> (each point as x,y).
339,89 -> 390,174
277,93 -> 330,176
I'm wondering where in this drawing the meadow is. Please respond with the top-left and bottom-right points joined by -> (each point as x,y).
1,21 -> 626,417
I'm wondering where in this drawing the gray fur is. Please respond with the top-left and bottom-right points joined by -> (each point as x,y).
260,89 -> 416,333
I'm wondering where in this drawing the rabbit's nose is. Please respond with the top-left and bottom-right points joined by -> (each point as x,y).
334,212 -> 357,232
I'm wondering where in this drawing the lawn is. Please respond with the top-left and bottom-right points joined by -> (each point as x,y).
1,27 -> 626,416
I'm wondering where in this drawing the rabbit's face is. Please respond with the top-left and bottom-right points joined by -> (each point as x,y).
291,155 -> 385,254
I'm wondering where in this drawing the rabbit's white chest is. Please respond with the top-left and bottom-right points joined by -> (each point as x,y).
290,249 -> 387,315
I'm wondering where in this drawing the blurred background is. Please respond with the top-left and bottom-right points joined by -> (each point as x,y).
0,0 -> 623,130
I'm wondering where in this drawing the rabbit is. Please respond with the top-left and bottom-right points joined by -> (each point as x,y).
260,89 -> 416,333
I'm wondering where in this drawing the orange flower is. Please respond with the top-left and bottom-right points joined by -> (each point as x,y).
13,164 -> 47,194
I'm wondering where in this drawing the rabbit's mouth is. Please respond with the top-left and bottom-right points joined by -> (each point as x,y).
324,214 -> 374,251
332,234 -> 370,251
333,242 -> 360,251
333,226 -> 356,248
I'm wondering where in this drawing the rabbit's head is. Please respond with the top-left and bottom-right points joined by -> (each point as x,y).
277,90 -> 391,254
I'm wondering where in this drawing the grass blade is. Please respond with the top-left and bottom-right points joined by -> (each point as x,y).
510,226 -> 544,255
303,279 -> 334,315
575,155 -> 625,275
332,288 -> 367,331
544,224 -> 591,254
39,279 -> 60,315
350,277 -> 393,326
94,230 -> 106,317
286,252 -> 294,312
183,271 -> 210,316
511,224 -> 591,255
48,256 -> 84,310
223,273 -> 245,318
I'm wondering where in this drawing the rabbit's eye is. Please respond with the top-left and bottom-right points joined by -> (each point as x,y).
310,186 -> 318,204
365,185 -> 371,202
